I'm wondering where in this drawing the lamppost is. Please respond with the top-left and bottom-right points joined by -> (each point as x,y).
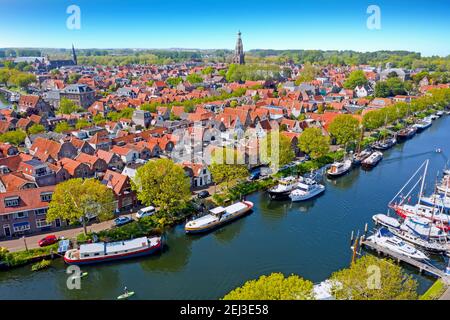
22,236 -> 28,251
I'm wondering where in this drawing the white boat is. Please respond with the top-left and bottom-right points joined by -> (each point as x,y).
429,114 -> 439,120
392,203 -> 450,226
367,228 -> 429,260
388,228 -> 448,254
420,194 -> 450,215
444,169 -> 450,176
268,176 -> 301,200
413,118 -> 432,132
361,151 -> 383,168
64,236 -> 162,265
352,149 -> 372,165
327,159 -> 352,178
437,176 -> 450,194
436,110 -> 444,116
185,201 -> 254,234
400,216 -> 448,239
289,178 -> 325,202
372,214 -> 401,229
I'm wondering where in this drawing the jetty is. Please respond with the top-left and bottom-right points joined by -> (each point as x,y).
360,238 -> 448,279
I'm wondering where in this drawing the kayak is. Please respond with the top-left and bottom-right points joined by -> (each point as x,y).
73,272 -> 88,279
117,291 -> 135,300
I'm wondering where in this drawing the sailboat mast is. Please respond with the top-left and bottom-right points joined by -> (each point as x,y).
418,159 -> 429,205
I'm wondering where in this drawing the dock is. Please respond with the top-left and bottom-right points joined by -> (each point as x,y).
360,239 -> 448,279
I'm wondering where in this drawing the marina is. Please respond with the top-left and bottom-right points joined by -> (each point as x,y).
0,115 -> 449,299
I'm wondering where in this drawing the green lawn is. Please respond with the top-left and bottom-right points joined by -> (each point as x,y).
420,279 -> 447,300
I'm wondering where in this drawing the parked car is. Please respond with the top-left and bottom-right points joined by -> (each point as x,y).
197,190 -> 210,199
114,216 -> 133,227
38,235 -> 58,247
135,206 -> 156,219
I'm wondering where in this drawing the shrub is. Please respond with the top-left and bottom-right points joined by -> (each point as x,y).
31,259 -> 51,271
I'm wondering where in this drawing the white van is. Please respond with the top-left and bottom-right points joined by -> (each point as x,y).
135,206 -> 156,219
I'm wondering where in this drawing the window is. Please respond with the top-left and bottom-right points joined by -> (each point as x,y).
13,222 -> 30,233
3,215 -> 9,221
40,193 -> 53,202
36,218 -> 52,228
4,197 -> 19,207
14,212 -> 28,219
35,208 -> 47,216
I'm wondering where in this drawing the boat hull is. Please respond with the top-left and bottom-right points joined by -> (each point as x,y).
267,190 -> 292,200
64,241 -> 162,266
185,201 -> 254,234
290,188 -> 325,202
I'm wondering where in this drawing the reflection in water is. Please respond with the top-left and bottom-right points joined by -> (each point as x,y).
140,226 -> 192,273
213,215 -> 246,244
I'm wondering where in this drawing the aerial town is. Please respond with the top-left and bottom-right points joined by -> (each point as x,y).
1,2 -> 450,304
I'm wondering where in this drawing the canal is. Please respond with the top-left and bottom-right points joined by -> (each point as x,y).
0,116 -> 449,299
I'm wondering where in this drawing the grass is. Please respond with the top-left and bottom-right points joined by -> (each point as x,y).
420,279 -> 447,300
0,243 -> 58,267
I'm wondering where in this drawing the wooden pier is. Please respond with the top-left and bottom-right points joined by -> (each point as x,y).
360,239 -> 448,279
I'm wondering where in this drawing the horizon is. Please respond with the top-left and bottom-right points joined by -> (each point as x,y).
1,0 -> 450,57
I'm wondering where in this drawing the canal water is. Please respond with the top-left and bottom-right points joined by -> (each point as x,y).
0,116 -> 449,300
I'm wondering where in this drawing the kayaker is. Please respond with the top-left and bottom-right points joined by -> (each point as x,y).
124,286 -> 128,295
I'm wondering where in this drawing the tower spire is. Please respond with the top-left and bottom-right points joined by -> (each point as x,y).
233,31 -> 245,65
72,44 -> 77,65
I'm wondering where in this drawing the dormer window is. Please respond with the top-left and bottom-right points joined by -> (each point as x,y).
5,196 -> 20,207
40,192 -> 53,202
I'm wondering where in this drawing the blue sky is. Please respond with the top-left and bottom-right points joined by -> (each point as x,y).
1,0 -> 449,56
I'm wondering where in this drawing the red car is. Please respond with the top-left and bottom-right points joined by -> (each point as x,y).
38,235 -> 58,247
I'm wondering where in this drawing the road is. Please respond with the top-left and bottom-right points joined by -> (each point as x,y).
0,212 -> 136,252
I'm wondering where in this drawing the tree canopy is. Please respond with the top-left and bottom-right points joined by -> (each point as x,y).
58,98 -> 81,115
132,158 -> 192,215
54,121 -> 74,133
28,124 -> 46,135
46,178 -> 115,235
328,114 -> 361,145
0,129 -> 26,146
343,70 -> 368,89
330,255 -> 418,300
298,128 -> 330,159
223,273 -> 315,300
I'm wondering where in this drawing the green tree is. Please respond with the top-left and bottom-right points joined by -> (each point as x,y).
166,77 -> 182,87
374,81 -> 391,97
209,148 -> 249,189
330,255 -> 418,300
75,119 -> 91,129
132,159 -> 191,215
9,72 -> 36,88
223,273 -> 315,300
54,121 -> 73,133
140,102 -> 157,113
328,114 -> 360,145
28,124 -> 46,135
58,98 -> 81,114
298,128 -> 330,159
294,62 -> 319,85
201,66 -> 214,75
186,73 -> 203,84
46,178 -> 115,235
343,70 -> 368,89
0,130 -> 26,146
68,73 -> 81,84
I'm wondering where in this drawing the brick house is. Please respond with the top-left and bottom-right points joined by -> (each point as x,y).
0,186 -> 65,238
102,170 -> 137,211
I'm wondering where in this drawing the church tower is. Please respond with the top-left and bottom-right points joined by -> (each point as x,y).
72,44 -> 77,65
233,31 -> 245,65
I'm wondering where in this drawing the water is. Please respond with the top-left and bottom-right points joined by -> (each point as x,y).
0,116 -> 449,300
